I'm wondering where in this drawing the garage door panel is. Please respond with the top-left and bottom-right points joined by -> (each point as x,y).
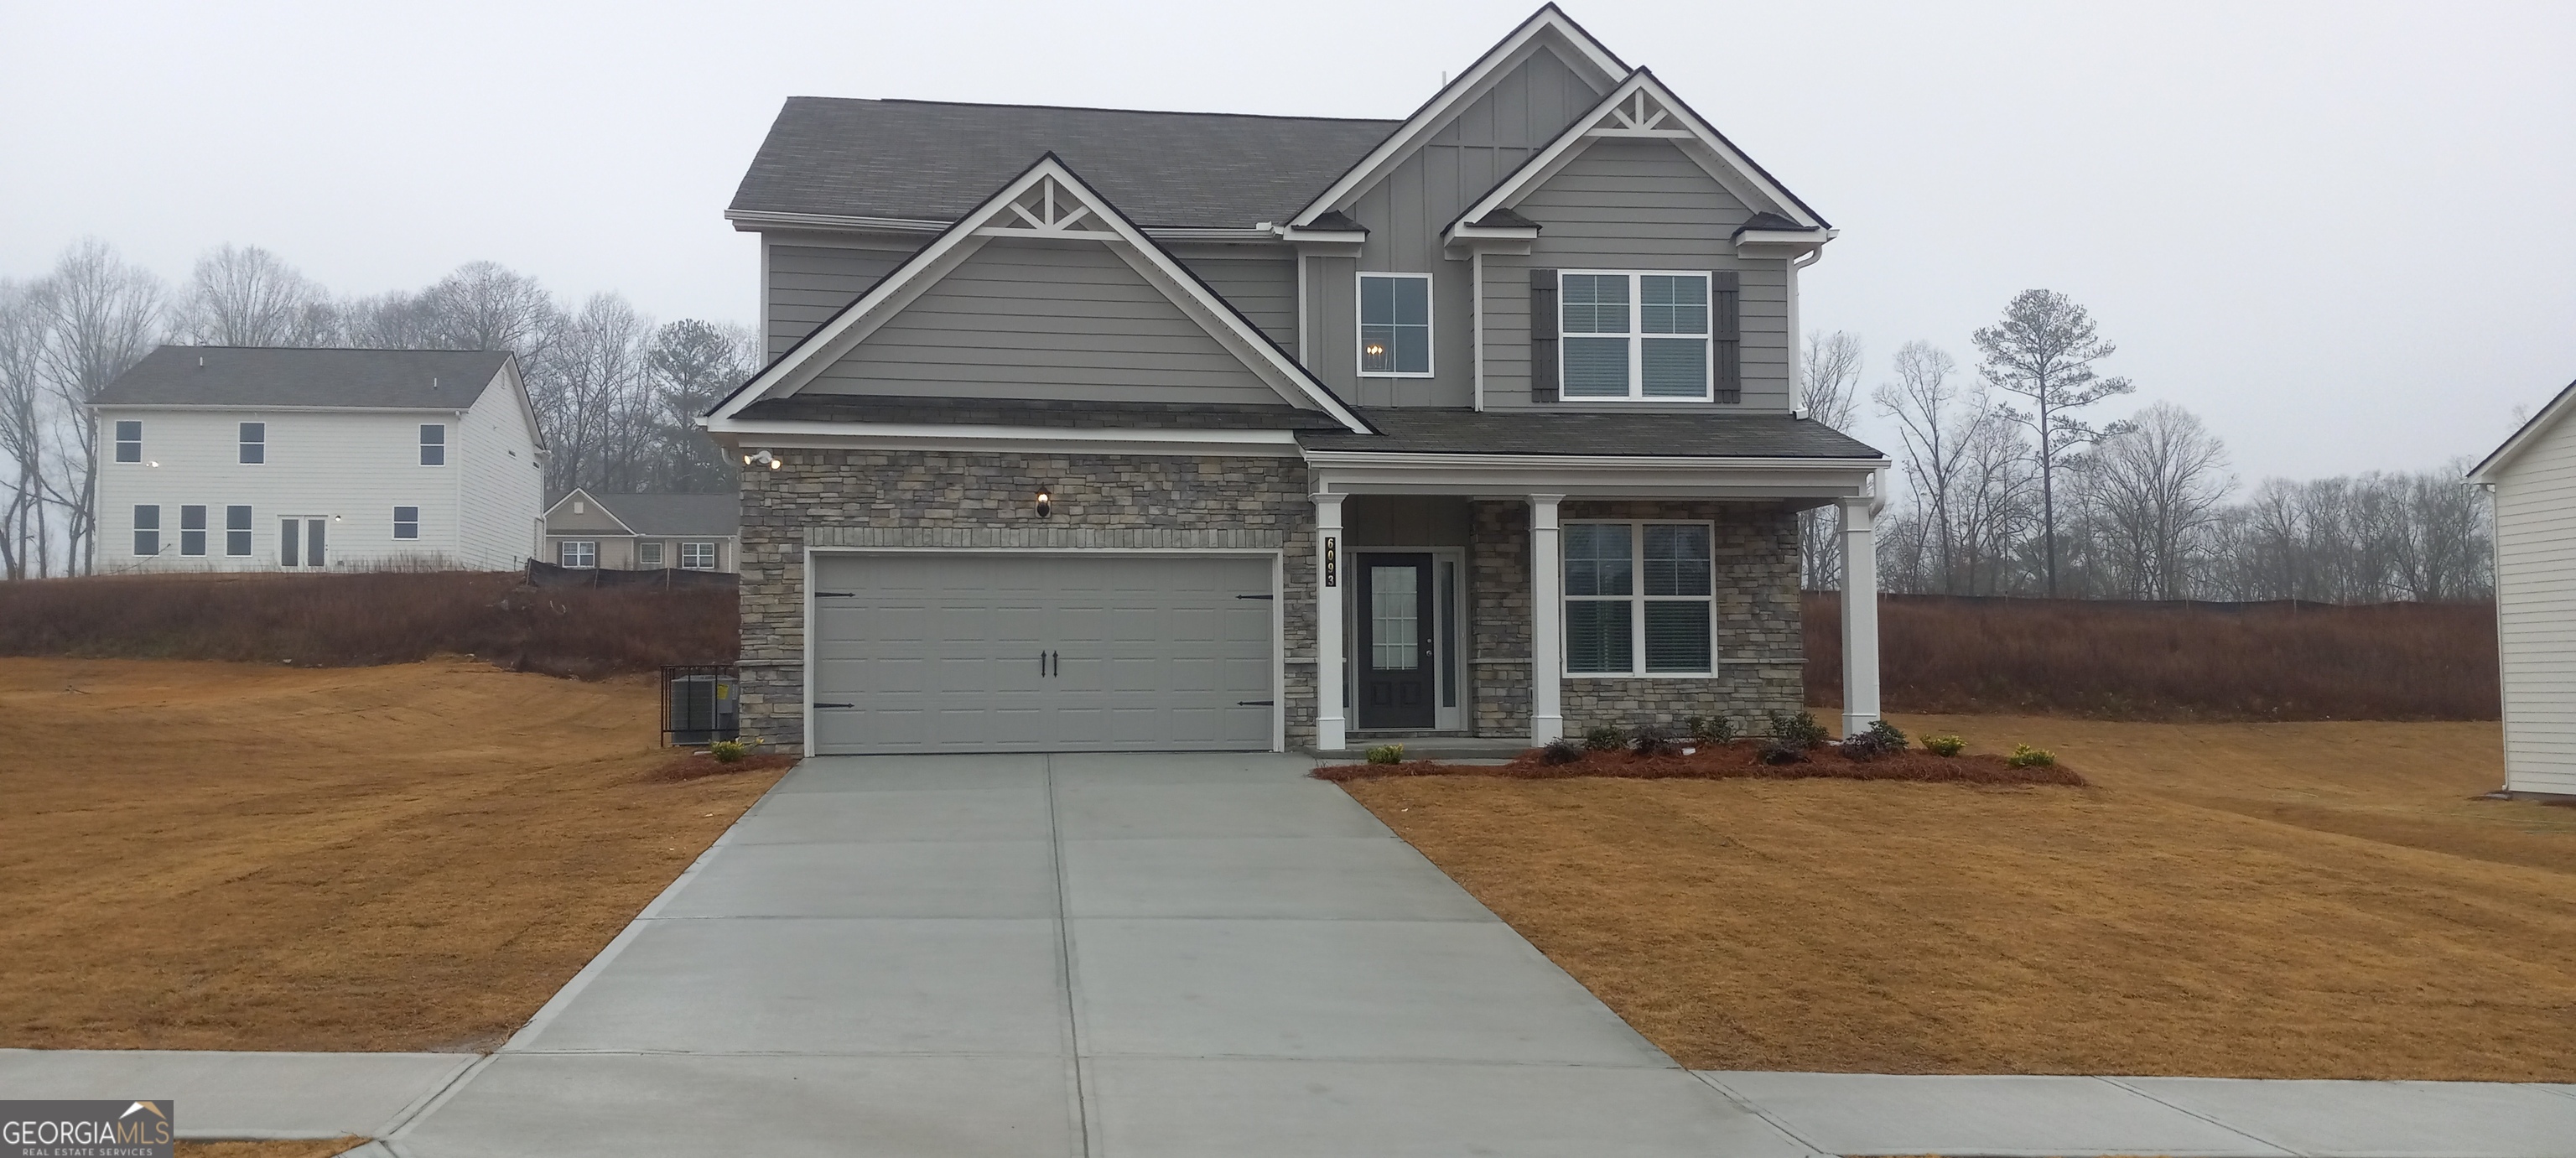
810,553 -> 1274,755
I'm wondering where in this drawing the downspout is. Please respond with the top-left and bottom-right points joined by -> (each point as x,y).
1472,248 -> 1486,411
1788,248 -> 1822,418
2481,479 -> 2511,794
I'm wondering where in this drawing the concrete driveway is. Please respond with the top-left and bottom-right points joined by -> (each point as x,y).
390,752 -> 1812,1157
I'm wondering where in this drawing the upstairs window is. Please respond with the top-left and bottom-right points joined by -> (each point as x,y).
1560,272 -> 1711,401
419,424 -> 446,465
133,506 -> 160,557
179,506 -> 207,556
115,421 -> 143,463
226,506 -> 252,556
238,422 -> 265,464
393,506 -> 420,540
1358,273 -> 1431,376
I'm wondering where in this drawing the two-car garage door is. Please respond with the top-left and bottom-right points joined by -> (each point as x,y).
809,553 -> 1276,755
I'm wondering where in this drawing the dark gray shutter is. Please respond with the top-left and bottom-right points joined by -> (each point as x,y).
1530,268 -> 1559,403
1714,270 -> 1741,403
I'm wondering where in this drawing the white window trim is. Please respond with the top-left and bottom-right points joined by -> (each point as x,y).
1355,271 -> 1435,379
679,541 -> 718,570
637,541 -> 664,568
133,505 -> 161,557
114,421 -> 143,464
225,506 -> 253,556
561,540 -> 598,569
393,506 -> 421,540
419,423 -> 447,466
179,505 -> 208,556
1561,518 -> 1718,678
238,421 -> 266,465
1558,269 -> 1715,402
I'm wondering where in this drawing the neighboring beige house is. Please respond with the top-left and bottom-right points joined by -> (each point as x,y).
542,489 -> 740,573
2469,375 -> 2576,799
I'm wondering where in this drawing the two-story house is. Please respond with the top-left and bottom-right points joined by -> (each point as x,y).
703,5 -> 1889,756
92,346 -> 547,572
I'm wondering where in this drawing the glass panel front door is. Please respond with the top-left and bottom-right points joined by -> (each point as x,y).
1357,553 -> 1435,730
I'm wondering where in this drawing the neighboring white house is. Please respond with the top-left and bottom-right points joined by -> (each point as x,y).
2468,376 -> 2576,799
91,345 -> 548,572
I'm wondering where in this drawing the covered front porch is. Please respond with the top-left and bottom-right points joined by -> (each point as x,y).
1299,414 -> 1888,753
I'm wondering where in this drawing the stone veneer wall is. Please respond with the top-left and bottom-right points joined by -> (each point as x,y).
737,449 -> 1315,753
1470,499 -> 1804,739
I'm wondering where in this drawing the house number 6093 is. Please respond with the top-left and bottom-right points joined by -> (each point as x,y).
1324,537 -> 1337,587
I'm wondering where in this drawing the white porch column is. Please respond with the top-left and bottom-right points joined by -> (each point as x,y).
1839,495 -> 1882,735
1529,493 -> 1566,745
1313,492 -> 1348,752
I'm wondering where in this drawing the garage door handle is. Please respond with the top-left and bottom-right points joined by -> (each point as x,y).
813,703 -> 853,709
1238,699 -> 1275,706
1236,594 -> 1274,600
816,591 -> 855,598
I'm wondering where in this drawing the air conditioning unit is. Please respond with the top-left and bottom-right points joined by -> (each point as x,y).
663,668 -> 740,745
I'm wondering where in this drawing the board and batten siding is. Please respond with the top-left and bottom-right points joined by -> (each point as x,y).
2492,409 -> 2576,795
767,237 -> 916,358
1483,138 -> 1790,413
92,385 -> 539,572
802,241 -> 1285,406
1174,249 -> 1296,352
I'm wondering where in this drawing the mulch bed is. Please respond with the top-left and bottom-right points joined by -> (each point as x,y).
1315,740 -> 2088,787
644,751 -> 800,782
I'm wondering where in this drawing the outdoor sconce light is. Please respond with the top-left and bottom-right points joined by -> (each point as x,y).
1035,490 -> 1053,518
743,449 -> 779,470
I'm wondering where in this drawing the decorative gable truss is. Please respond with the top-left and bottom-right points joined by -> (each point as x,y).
707,154 -> 1371,435
1444,69 -> 1838,259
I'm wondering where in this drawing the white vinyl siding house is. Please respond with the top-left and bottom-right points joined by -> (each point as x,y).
91,347 -> 546,573
2471,379 -> 2576,797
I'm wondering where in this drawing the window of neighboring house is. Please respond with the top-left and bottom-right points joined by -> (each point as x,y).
560,540 -> 597,569
238,422 -> 265,464
636,541 -> 663,568
226,506 -> 252,556
419,424 -> 446,465
1559,272 -> 1711,400
1564,522 -> 1714,675
179,506 -> 207,556
1358,273 -> 1431,376
680,541 -> 717,570
393,506 -> 419,540
115,420 -> 143,463
133,505 -> 160,557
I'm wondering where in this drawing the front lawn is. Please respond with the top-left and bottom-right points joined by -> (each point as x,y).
1342,716 -> 2576,1080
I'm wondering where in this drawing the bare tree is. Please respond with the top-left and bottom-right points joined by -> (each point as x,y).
534,293 -> 655,496
2079,402 -> 2234,599
0,280 -> 49,578
1972,289 -> 2134,596
1798,330 -> 1863,588
1872,340 -> 1990,593
179,244 -> 338,346
32,240 -> 167,573
416,262 -> 562,360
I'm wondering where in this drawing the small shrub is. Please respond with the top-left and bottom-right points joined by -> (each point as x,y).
1922,734 -> 1967,757
1765,710 -> 1830,750
1864,719 -> 1908,749
2006,743 -> 2058,768
1365,744 -> 1406,765
1540,737 -> 1584,766
1687,714 -> 1736,745
1631,723 -> 1677,757
708,738 -> 749,764
1583,724 -> 1626,751
1836,730 -> 1893,761
1756,738 -> 1808,765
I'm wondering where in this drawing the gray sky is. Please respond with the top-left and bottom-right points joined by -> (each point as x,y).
4,0 -> 2571,481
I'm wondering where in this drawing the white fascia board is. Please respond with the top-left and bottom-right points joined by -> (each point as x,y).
1288,8 -> 1625,229
705,417 -> 1304,458
89,402 -> 469,414
1734,230 -> 1840,262
729,207 -> 1276,245
2471,378 -> 2576,481
1306,451 -> 1885,498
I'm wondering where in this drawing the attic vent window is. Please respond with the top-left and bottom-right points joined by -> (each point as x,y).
573,501 -> 585,514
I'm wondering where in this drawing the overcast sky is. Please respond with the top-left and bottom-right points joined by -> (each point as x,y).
4,0 -> 2570,481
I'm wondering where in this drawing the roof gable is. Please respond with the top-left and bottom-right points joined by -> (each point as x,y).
93,346 -> 512,410
709,155 -> 1369,432
2470,378 -> 2576,482
542,489 -> 637,534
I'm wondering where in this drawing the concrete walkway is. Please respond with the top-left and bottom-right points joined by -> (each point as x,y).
8,751 -> 2576,1156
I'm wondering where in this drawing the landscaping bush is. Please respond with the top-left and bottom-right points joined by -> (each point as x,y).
1540,737 -> 1584,766
1631,723 -> 1678,757
1765,710 -> 1829,750
1687,715 -> 1736,745
2007,744 -> 2058,768
1757,739 -> 1808,765
1864,719 -> 1907,749
707,738 -> 749,763
1365,744 -> 1407,765
1922,734 -> 1968,757
1583,724 -> 1626,751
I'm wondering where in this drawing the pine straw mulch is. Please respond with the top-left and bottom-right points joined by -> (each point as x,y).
643,750 -> 801,782
1315,740 -> 2088,787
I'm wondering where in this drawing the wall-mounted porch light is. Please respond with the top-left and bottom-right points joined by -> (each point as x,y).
1035,489 -> 1053,518
743,449 -> 779,470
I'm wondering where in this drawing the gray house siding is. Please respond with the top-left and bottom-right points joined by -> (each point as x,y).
802,241 -> 1286,406
1483,139 -> 1791,413
1306,44 -> 1609,409
1173,248 -> 1297,352
767,236 -> 916,358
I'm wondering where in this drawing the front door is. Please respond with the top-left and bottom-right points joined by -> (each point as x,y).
1357,553 -> 1435,729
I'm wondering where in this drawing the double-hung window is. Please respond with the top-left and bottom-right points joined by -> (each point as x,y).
1559,272 -> 1712,400
115,421 -> 143,463
1358,273 -> 1431,376
1563,522 -> 1715,675
419,424 -> 446,465
226,506 -> 252,556
179,506 -> 207,556
133,506 -> 161,557
637,541 -> 663,568
680,541 -> 717,570
238,422 -> 265,464
560,540 -> 597,569
392,506 -> 420,540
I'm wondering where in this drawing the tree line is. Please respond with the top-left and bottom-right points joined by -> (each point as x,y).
0,239 -> 753,578
1799,290 -> 2493,604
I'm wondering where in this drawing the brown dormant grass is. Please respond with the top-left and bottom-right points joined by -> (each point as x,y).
0,657 -> 784,1052
1343,714 -> 2576,1080
176,1140 -> 367,1157
1806,593 -> 2498,720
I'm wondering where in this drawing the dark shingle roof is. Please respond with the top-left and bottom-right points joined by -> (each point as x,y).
589,493 -> 739,538
94,346 -> 510,410
730,98 -> 1400,229
1298,408 -> 1884,459
735,394 -> 1348,431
